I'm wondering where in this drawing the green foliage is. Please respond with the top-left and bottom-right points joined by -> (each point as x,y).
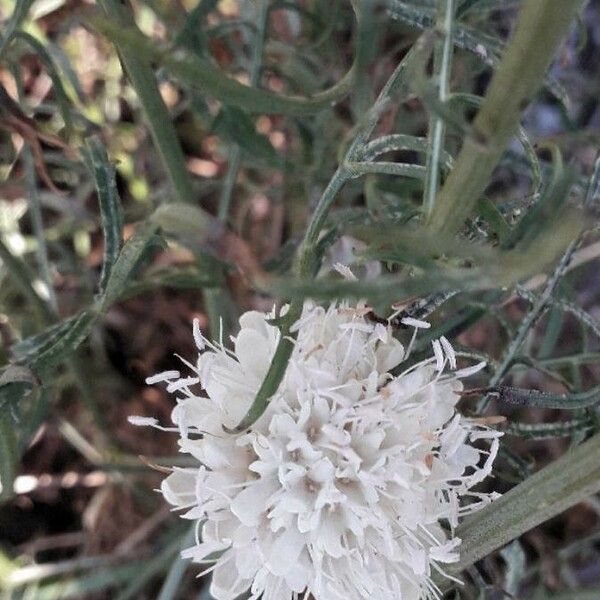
0,0 -> 598,597
212,105 -> 281,167
82,136 -> 124,294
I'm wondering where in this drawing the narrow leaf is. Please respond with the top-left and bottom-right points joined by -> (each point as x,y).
493,384 -> 600,410
0,0 -> 35,58
89,11 -> 359,115
0,412 -> 18,501
506,417 -> 593,440
28,310 -> 99,372
83,136 -> 124,294
98,221 -> 158,312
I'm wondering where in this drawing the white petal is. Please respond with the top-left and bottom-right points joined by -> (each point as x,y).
265,528 -> 305,576
230,478 -> 277,526
210,558 -> 251,600
182,540 -> 229,562
146,370 -> 180,385
455,361 -> 486,378
400,317 -> 431,329
432,340 -> 445,371
127,415 -> 158,427
235,328 -> 271,380
160,469 -> 196,506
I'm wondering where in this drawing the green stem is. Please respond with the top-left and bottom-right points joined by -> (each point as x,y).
229,47 -> 422,432
426,0 -> 584,233
441,430 -> 600,586
423,0 -> 455,217
477,239 -> 580,412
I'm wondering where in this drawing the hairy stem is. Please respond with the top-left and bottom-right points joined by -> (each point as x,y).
444,430 -> 600,584
229,47 -> 422,432
426,0 -> 584,232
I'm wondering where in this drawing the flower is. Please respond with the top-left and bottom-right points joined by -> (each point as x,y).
134,302 -> 501,600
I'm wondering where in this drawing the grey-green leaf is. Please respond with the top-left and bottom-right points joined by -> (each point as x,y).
83,136 -> 124,294
98,221 -> 159,312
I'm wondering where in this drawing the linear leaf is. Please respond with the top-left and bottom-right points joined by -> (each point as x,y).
28,310 -> 99,372
345,160 -> 427,180
0,0 -> 35,58
506,417 -> 594,440
90,11 -> 359,115
98,221 -> 158,312
359,134 -> 453,165
83,136 -> 124,294
13,31 -> 74,130
11,314 -> 83,362
493,385 -> 600,410
0,412 -> 18,501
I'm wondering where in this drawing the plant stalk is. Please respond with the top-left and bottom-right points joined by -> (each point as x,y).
426,0 -> 584,233
229,47 -> 422,432
442,430 -> 600,585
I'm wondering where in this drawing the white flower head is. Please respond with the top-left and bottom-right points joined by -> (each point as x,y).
142,301 -> 501,600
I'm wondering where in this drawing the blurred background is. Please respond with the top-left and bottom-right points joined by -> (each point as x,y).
0,0 -> 599,598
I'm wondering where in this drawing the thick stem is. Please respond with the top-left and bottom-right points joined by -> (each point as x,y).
426,0 -> 584,233
442,430 -> 600,585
